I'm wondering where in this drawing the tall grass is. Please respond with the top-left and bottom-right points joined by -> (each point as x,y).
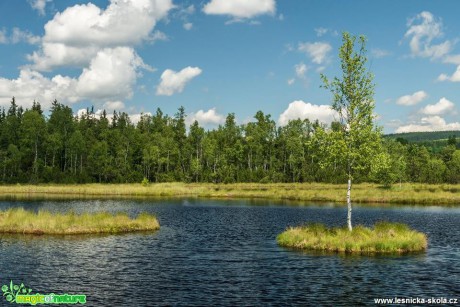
277,222 -> 427,253
0,208 -> 160,235
0,183 -> 458,205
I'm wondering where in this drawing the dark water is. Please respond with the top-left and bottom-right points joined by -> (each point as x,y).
0,199 -> 459,306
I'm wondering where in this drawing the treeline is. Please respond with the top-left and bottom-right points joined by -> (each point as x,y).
0,98 -> 459,185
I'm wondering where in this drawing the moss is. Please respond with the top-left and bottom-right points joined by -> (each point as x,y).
0,208 -> 160,235
277,221 -> 427,254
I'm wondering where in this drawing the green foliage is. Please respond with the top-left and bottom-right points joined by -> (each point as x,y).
141,177 -> 150,186
320,32 -> 381,180
0,97 -> 456,185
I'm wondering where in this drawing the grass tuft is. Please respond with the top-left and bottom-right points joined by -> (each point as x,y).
0,208 -> 160,235
277,221 -> 427,254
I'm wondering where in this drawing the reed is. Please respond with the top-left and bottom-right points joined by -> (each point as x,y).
0,183 -> 458,205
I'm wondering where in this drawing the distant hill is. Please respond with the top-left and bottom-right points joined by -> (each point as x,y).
384,131 -> 460,151
385,130 -> 460,142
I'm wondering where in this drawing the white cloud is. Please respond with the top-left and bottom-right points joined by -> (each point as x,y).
203,0 -> 276,19
395,116 -> 460,133
404,11 -> 451,59
156,66 -> 202,96
29,0 -> 52,16
183,23 -> 193,31
0,47 -> 146,108
287,78 -> 295,86
130,112 -> 153,124
420,97 -> 455,115
295,62 -> 307,79
0,69 -> 74,109
314,27 -> 328,37
371,48 -> 391,58
148,30 -> 168,43
437,66 -> 460,82
103,101 -> 125,111
0,30 -> 6,44
396,90 -> 428,106
443,54 -> 460,65
186,108 -> 225,126
298,42 -> 332,65
76,47 -> 147,101
278,100 -> 337,126
11,28 -> 41,45
29,0 -> 174,71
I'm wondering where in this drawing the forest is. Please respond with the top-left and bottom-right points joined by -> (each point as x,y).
0,97 -> 459,185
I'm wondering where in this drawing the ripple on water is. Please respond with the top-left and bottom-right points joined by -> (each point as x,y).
0,199 -> 459,306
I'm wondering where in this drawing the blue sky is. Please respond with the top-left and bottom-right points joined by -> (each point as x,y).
0,0 -> 459,133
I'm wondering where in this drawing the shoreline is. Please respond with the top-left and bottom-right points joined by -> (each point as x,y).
0,183 -> 458,206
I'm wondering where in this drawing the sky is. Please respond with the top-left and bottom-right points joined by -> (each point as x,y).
0,0 -> 459,133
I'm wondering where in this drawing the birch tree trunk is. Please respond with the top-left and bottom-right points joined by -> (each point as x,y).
346,177 -> 352,231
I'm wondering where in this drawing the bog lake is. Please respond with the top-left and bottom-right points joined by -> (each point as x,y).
0,199 -> 459,306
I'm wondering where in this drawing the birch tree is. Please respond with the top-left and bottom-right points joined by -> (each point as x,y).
321,32 -> 381,231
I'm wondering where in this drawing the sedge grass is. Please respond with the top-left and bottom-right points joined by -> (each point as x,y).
277,222 -> 427,254
0,208 -> 160,235
0,182 -> 458,205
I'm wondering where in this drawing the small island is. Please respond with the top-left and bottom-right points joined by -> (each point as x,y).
0,208 -> 160,235
277,222 -> 427,254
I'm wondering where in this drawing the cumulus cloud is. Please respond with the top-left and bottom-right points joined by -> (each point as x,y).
29,0 -> 52,16
76,47 -> 147,100
186,108 -> 225,126
395,116 -> 460,133
130,112 -> 153,124
0,47 -> 146,108
287,78 -> 295,86
420,97 -> 455,115
298,42 -> 332,65
103,100 -> 125,111
28,0 -> 174,71
404,11 -> 451,59
0,1 -> 175,109
203,0 -> 276,19
278,100 -> 337,126
396,90 -> 428,106
437,66 -> 460,82
156,66 -> 202,96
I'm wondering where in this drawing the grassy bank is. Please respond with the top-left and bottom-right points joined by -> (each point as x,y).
277,222 -> 427,253
0,208 -> 160,235
0,183 -> 458,205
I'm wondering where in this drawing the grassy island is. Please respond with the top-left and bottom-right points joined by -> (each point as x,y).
277,222 -> 427,253
0,208 -> 160,235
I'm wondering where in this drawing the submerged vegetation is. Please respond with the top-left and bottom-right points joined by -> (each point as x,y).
277,222 -> 427,253
0,208 -> 160,235
0,183 -> 458,205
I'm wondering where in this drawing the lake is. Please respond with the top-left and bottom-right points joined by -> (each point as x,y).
0,199 -> 459,306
